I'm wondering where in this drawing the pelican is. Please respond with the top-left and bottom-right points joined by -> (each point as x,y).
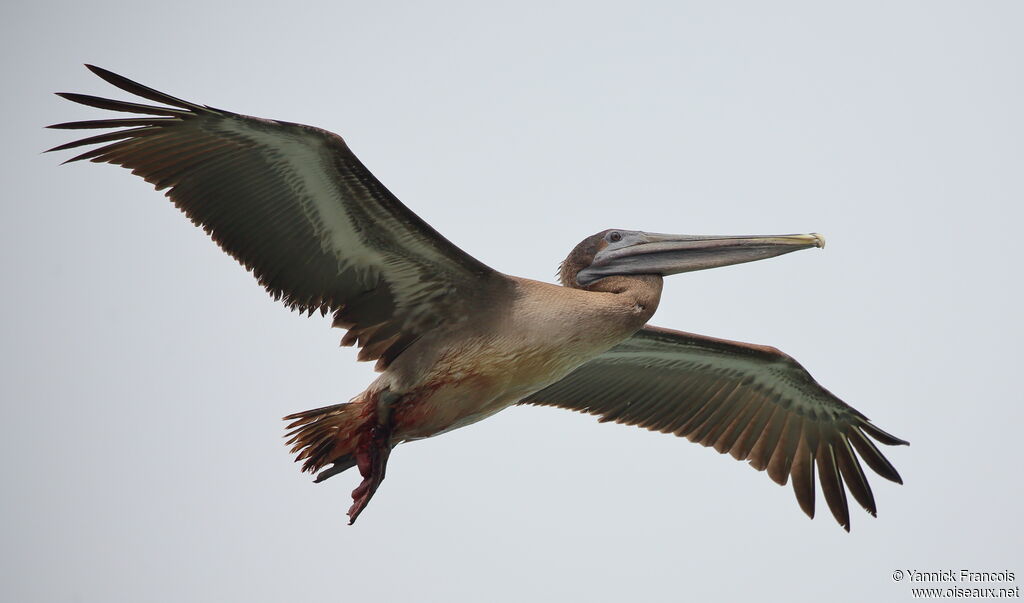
48,65 -> 907,530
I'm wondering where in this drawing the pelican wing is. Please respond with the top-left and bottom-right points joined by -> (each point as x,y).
48,66 -> 511,369
520,325 -> 908,530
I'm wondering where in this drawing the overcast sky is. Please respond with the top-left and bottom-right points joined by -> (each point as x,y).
3,2 -> 1022,602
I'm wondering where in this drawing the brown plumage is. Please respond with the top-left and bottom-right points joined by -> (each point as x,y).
49,66 -> 907,529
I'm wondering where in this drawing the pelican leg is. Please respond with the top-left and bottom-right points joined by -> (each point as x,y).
347,421 -> 393,524
312,455 -> 356,483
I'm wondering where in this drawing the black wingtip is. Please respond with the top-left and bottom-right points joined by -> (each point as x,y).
860,421 -> 909,447
848,427 -> 905,485
83,64 -> 122,81
81,64 -> 203,111
84,64 -> 128,87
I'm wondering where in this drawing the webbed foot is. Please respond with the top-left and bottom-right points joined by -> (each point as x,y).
347,423 -> 392,524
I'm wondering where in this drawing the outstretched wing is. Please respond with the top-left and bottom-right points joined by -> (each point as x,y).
520,325 -> 908,530
48,65 -> 511,369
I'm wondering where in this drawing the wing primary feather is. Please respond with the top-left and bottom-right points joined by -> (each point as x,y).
847,427 -> 904,484
138,142 -> 240,189
835,434 -> 877,516
114,131 -> 222,168
816,439 -> 851,531
859,421 -> 910,446
45,127 -> 161,153
54,92 -> 188,116
61,140 -> 138,164
84,64 -> 206,111
47,117 -> 177,130
790,427 -> 816,519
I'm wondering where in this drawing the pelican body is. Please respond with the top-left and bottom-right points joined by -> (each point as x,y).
49,66 -> 907,529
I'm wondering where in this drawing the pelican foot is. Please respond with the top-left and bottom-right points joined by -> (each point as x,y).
312,455 -> 355,483
347,423 -> 392,524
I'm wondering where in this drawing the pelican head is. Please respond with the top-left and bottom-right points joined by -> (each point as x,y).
560,229 -> 826,288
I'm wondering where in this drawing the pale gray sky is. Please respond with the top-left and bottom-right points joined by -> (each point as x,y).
3,2 -> 1022,602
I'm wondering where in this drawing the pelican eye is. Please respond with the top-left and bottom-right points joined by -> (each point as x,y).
608,231 -> 622,242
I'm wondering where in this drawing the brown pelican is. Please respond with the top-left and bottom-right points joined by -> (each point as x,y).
48,65 -> 907,530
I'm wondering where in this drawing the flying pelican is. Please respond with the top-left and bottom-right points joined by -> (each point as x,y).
48,65 -> 907,530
